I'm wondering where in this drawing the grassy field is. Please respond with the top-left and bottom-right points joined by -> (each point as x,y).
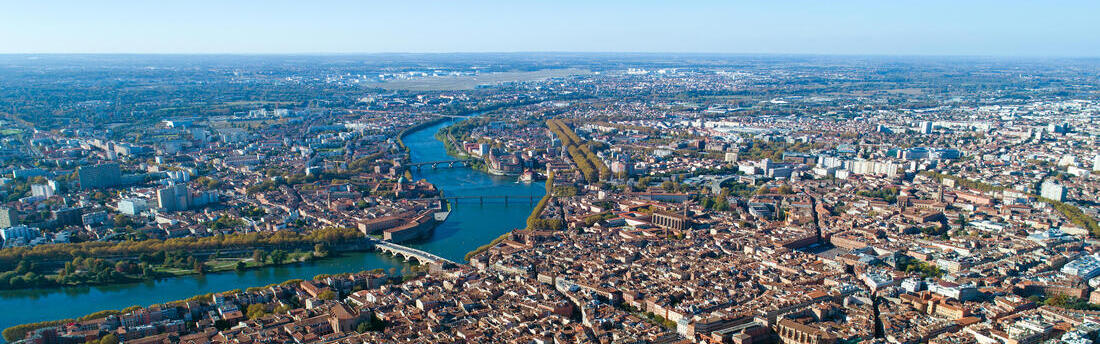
377,68 -> 590,91
153,251 -> 316,276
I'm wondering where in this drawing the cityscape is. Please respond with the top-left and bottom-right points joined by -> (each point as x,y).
3,1 -> 1100,344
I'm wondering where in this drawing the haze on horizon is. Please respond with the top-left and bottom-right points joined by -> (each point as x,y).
1,0 -> 1099,57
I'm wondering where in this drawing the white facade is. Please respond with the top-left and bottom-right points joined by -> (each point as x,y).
1040,181 -> 1066,202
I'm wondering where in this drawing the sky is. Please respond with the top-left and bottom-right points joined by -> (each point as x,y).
0,0 -> 1098,56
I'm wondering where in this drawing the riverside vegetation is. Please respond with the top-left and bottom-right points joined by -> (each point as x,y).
0,227 -> 364,290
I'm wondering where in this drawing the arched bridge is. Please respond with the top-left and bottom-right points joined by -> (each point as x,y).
414,195 -> 540,205
405,160 -> 472,171
373,239 -> 456,266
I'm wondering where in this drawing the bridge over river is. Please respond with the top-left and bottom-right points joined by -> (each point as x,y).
411,194 -> 540,205
371,239 -> 458,266
403,159 -> 473,171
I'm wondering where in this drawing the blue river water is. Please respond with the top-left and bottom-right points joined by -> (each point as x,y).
0,119 -> 543,338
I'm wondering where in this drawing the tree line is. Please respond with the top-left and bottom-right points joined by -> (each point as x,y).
0,227 -> 364,269
526,172 -> 563,231
546,119 -> 610,182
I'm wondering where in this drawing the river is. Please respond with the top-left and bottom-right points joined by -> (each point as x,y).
0,118 -> 543,337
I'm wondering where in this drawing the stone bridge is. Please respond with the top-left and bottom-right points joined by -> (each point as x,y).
405,160 -> 471,171
372,239 -> 457,266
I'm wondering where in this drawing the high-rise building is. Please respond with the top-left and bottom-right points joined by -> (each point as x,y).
78,163 -> 122,189
1093,155 -> 1100,172
1048,123 -> 1070,134
47,180 -> 60,194
31,183 -> 54,198
0,207 -> 17,228
919,121 -> 933,134
724,152 -> 739,163
156,184 -> 191,212
1041,181 -> 1066,202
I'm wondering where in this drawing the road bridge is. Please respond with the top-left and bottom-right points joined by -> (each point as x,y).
404,159 -> 472,171
372,239 -> 456,266
413,195 -> 540,205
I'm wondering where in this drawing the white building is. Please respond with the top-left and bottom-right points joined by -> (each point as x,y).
1,225 -> 40,243
928,281 -> 979,301
919,121 -> 933,134
30,184 -> 54,198
1040,181 -> 1066,202
1062,254 -> 1100,280
118,198 -> 148,216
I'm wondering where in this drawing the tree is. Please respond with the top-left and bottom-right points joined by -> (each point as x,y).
270,250 -> 289,265
235,261 -> 247,272
99,334 -> 119,344
246,304 -> 268,319
313,243 -> 329,257
318,290 -> 337,300
356,313 -> 387,332
194,261 -> 206,275
252,249 -> 266,264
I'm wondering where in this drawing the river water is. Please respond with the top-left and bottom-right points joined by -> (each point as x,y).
0,119 -> 543,337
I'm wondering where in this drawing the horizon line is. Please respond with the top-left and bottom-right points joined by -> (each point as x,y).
1,51 -> 1099,60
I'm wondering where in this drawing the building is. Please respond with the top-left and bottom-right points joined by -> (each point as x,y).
652,212 -> 691,231
78,163 -> 122,189
157,184 -> 192,212
1062,254 -> 1100,280
81,211 -> 109,227
31,183 -> 54,198
0,207 -> 16,228
724,152 -> 739,163
1,225 -> 40,242
776,319 -> 837,344
748,203 -> 775,219
848,160 -> 901,178
929,281 -> 979,301
11,168 -> 46,179
1040,181 -> 1066,202
1048,123 -> 1070,134
919,121 -> 933,134
53,207 -> 83,227
118,198 -> 149,216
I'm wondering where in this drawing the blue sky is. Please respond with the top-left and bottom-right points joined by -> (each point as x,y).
1,0 -> 1098,56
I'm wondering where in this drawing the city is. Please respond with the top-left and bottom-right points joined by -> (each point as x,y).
2,1 -> 1100,344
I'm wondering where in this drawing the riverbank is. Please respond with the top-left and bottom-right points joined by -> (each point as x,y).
2,265 -> 430,342
396,117 -> 447,154
0,243 -> 369,292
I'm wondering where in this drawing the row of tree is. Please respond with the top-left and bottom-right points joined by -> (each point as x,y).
0,227 -> 364,269
526,172 -> 563,231
546,119 -> 610,182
